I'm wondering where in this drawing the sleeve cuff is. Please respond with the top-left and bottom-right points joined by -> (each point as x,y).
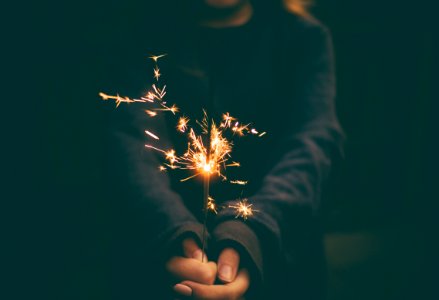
212,220 -> 264,287
160,222 -> 205,259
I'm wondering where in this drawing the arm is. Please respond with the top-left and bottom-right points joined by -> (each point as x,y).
212,21 -> 344,292
107,102 -> 205,259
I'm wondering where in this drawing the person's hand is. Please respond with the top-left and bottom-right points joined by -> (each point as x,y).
173,247 -> 250,300
166,238 -> 217,289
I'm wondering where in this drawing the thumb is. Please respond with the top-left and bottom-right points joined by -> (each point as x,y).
217,247 -> 240,283
182,238 -> 207,262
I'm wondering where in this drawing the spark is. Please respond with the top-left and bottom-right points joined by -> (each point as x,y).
152,84 -> 167,100
228,199 -> 258,220
232,122 -> 250,137
155,103 -> 179,114
158,166 -> 167,172
99,92 -> 135,107
177,116 -> 189,133
149,54 -> 167,62
144,111 -> 257,184
145,130 -> 160,140
207,196 -> 218,214
145,144 -> 168,156
196,110 -> 209,134
99,87 -> 167,107
165,149 -> 178,165
153,66 -> 161,80
142,91 -> 156,102
258,132 -> 267,137
145,110 -> 157,117
99,92 -> 112,100
230,180 -> 248,185
221,112 -> 236,128
226,162 -> 240,167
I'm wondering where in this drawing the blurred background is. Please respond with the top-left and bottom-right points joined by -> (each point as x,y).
11,0 -> 436,299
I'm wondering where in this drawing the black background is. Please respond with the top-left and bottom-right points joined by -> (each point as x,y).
8,0 -> 437,299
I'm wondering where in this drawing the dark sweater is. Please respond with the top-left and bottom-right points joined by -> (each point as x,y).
107,7 -> 344,300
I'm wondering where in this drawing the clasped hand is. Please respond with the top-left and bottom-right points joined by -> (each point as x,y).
166,238 -> 250,299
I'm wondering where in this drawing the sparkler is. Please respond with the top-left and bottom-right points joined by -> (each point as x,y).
100,54 -> 263,261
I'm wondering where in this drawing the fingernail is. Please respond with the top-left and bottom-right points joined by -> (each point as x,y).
219,264 -> 233,282
193,249 -> 203,261
173,284 -> 192,297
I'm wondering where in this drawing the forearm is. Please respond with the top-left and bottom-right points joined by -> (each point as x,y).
108,105 -> 203,255
211,22 -> 344,296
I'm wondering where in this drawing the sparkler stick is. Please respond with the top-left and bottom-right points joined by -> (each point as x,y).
201,173 -> 210,262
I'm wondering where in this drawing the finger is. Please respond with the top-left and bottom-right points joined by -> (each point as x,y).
173,283 -> 192,298
182,238 -> 207,261
178,269 -> 250,300
217,247 -> 240,283
166,256 -> 217,285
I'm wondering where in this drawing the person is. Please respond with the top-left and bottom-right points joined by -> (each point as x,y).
107,0 -> 344,299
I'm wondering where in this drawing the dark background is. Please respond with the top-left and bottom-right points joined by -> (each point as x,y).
11,0 -> 437,299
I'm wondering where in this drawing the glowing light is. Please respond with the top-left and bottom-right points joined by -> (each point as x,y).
203,163 -> 212,173
230,180 -> 248,185
145,130 -> 159,140
207,196 -> 218,214
221,112 -> 236,128
229,199 -> 258,220
149,54 -> 167,62
155,103 -> 178,114
145,110 -> 157,117
232,121 -> 250,137
177,116 -> 189,133
153,66 -> 161,80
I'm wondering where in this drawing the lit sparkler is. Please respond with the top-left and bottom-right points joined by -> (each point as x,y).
100,54 -> 263,261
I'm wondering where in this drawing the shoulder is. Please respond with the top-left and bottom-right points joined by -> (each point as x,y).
274,10 -> 332,46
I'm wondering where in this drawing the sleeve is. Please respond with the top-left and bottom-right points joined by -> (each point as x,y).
106,101 -> 205,260
212,22 -> 345,289
212,220 -> 263,297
